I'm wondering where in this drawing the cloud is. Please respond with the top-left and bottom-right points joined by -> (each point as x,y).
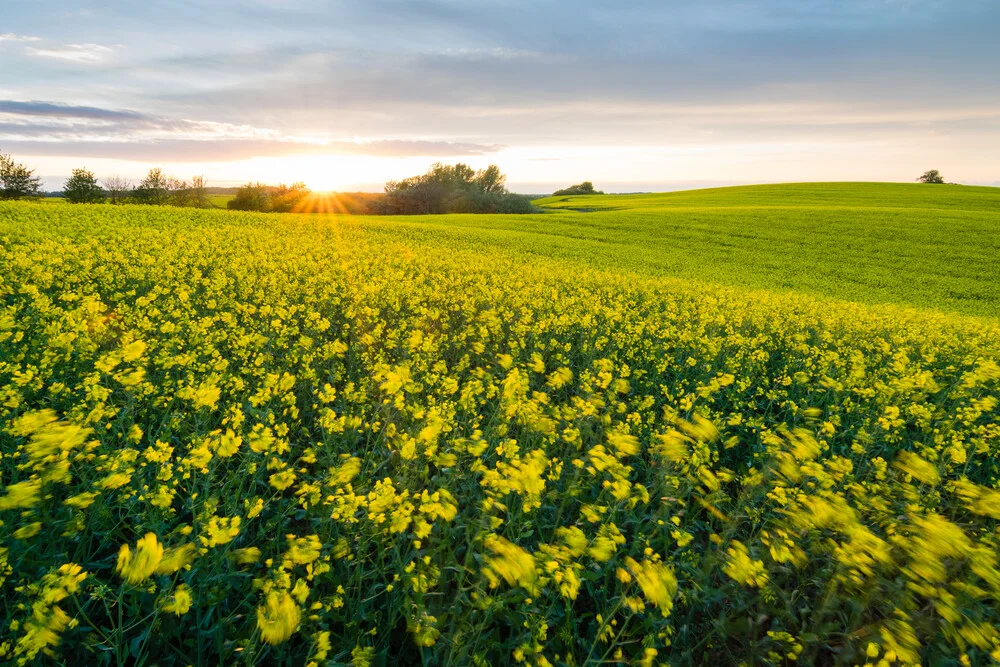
0,100 -> 146,122
1,1 -> 997,184
25,43 -> 115,63
0,138 -> 503,161
0,33 -> 41,43
0,99 -> 502,161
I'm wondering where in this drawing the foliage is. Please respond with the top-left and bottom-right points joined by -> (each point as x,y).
101,176 -> 131,205
228,181 -> 311,213
917,170 -> 945,184
0,152 -> 42,200
131,169 -> 212,208
133,168 -> 172,206
552,181 -> 603,196
63,168 -> 106,204
381,162 -> 533,214
0,189 -> 999,665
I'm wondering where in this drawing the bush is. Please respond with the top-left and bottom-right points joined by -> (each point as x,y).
552,181 -> 603,196
228,182 -> 311,213
0,152 -> 42,200
379,163 -> 532,215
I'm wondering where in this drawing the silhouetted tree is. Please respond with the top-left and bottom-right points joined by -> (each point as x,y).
0,152 -> 42,200
381,163 -> 531,214
917,170 -> 945,184
475,165 -> 506,194
102,175 -> 131,204
134,168 -> 171,205
270,181 -> 311,212
189,175 -> 209,208
63,168 -> 105,203
228,182 -> 273,212
552,181 -> 603,196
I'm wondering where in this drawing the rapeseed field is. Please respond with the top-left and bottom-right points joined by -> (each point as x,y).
1,190 -> 999,665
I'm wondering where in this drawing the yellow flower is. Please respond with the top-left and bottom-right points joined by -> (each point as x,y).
0,479 -> 42,510
201,516 -> 241,548
233,547 -> 262,565
161,584 -> 193,615
482,535 -> 538,594
269,469 -> 297,491
624,556 -> 678,616
117,533 -> 164,584
257,591 -> 301,645
155,543 -> 198,575
723,540 -> 769,589
13,521 -> 42,539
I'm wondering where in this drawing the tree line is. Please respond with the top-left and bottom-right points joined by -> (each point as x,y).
1,150 -> 612,215
65,167 -> 215,207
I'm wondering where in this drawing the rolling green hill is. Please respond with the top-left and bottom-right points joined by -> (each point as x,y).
410,182 -> 999,317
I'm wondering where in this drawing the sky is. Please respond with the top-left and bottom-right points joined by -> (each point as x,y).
1,0 -> 998,192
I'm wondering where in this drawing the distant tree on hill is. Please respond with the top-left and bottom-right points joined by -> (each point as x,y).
228,181 -> 272,212
103,175 -> 131,204
227,181 -> 311,212
552,181 -> 603,196
917,170 -> 945,184
134,168 -> 171,205
0,152 -> 42,200
475,164 -> 506,194
63,168 -> 105,203
270,182 -> 311,212
189,175 -> 210,208
381,163 -> 533,214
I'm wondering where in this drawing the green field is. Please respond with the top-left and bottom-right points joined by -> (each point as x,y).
1,184 -> 999,665
532,183 -> 1000,317
207,193 -> 235,208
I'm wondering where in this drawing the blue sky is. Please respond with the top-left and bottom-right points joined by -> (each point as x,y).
1,0 -> 998,191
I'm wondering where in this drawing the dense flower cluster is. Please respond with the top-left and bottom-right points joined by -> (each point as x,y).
0,202 -> 999,665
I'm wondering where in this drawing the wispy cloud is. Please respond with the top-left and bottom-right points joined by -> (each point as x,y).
25,43 -> 115,63
0,33 -> 41,43
0,99 -> 502,161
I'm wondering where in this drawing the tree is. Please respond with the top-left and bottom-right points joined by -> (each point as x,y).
270,182 -> 311,212
552,181 -> 603,196
63,168 -> 105,204
228,181 -> 272,212
0,152 -> 42,200
917,170 -> 945,184
134,168 -> 171,205
380,163 -> 529,214
103,175 -> 131,204
189,175 -> 209,208
167,177 -> 190,207
475,165 -> 506,194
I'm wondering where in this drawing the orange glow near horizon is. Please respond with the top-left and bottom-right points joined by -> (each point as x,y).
290,191 -> 363,215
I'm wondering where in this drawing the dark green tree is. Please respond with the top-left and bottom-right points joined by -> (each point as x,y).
381,163 -> 530,214
228,182 -> 272,212
475,165 -> 506,194
552,181 -> 603,196
63,168 -> 105,203
189,175 -> 210,208
134,168 -> 171,205
0,152 -> 42,200
102,175 -> 131,204
917,170 -> 945,184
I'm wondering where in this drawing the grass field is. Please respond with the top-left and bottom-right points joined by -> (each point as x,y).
1,184 -> 999,665
531,183 -> 1000,317
207,193 -> 235,208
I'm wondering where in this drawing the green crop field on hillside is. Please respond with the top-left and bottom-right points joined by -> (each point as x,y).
1,184 -> 999,665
